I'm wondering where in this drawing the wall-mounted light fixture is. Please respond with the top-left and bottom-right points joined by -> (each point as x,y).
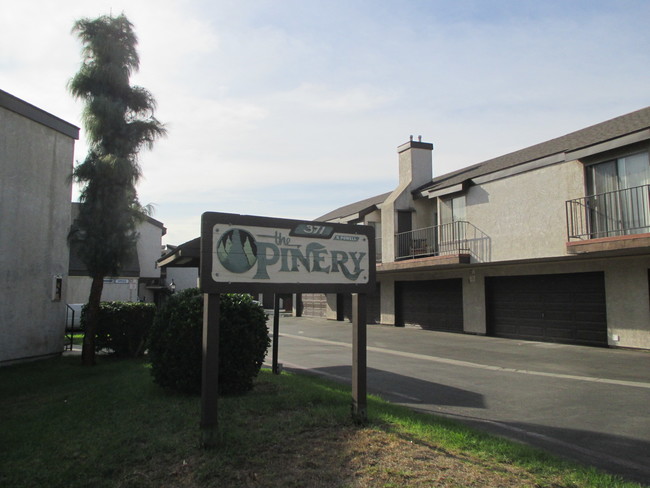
52,274 -> 63,301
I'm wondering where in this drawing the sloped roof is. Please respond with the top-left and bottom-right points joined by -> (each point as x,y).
0,88 -> 79,139
316,106 -> 650,223
417,106 -> 650,194
316,191 -> 391,222
157,237 -> 200,268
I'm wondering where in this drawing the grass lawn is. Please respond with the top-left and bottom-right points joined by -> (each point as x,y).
0,356 -> 644,488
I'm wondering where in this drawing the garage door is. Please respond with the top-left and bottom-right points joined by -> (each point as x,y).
301,293 -> 327,317
341,284 -> 381,324
395,279 -> 463,332
486,272 -> 607,346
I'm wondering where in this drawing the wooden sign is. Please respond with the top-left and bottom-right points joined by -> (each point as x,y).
200,212 -> 375,294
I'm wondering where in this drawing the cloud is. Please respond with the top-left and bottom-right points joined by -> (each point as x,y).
273,83 -> 395,113
3,0 -> 650,247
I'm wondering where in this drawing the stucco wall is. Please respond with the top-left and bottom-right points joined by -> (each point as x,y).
413,198 -> 434,230
67,276 -> 141,304
380,183 -> 409,263
166,267 -> 199,291
603,257 -> 650,349
137,220 -> 164,279
465,160 -> 585,262
380,143 -> 433,263
379,277 -> 395,325
0,106 -> 74,363
325,293 -> 338,320
363,209 -> 381,225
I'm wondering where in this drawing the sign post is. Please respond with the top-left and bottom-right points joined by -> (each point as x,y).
352,293 -> 367,421
199,212 -> 375,443
272,294 -> 281,374
200,293 -> 220,447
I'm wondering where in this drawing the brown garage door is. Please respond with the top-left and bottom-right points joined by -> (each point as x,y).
341,284 -> 381,324
395,279 -> 463,332
301,293 -> 327,317
486,272 -> 607,346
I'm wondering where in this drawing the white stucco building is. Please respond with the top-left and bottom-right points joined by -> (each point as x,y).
67,203 -> 167,304
0,89 -> 79,365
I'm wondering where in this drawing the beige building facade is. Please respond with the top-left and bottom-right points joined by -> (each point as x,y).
314,107 -> 650,350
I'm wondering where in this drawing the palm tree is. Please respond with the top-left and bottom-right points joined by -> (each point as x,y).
69,13 -> 166,365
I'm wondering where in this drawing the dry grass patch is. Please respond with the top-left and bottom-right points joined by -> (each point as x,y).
123,424 -> 568,488
345,427 -> 557,487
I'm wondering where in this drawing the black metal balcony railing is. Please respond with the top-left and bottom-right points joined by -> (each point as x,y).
566,184 -> 650,241
394,221 -> 489,261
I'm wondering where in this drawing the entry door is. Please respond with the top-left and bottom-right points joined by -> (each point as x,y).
396,211 -> 412,258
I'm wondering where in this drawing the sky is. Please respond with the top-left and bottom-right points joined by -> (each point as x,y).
2,0 -> 650,245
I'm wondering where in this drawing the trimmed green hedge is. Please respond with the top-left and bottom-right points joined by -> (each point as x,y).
148,289 -> 270,395
81,301 -> 155,357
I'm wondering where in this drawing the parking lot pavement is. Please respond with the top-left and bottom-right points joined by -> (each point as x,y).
269,315 -> 650,484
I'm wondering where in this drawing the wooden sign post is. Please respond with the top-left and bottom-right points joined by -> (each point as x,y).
199,212 -> 375,445
352,293 -> 367,421
272,294 -> 281,375
200,293 -> 220,447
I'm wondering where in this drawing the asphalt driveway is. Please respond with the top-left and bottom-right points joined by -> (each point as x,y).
267,315 -> 650,484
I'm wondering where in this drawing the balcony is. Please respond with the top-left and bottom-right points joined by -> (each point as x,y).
387,221 -> 489,267
566,184 -> 650,254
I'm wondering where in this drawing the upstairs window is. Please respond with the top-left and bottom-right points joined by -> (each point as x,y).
585,151 -> 650,237
440,195 -> 466,225
587,152 -> 650,195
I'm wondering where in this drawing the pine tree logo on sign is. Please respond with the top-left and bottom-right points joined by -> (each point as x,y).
216,229 -> 257,273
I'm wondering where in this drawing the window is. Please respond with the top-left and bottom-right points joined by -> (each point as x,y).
587,152 -> 650,194
440,195 -> 466,224
586,152 -> 650,237
439,195 -> 466,253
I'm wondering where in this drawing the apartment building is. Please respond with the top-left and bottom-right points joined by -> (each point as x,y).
314,107 -> 650,350
67,203 -> 168,305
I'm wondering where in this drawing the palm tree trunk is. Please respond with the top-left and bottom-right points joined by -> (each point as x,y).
81,275 -> 104,366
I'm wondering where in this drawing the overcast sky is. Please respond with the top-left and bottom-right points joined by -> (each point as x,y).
2,0 -> 650,245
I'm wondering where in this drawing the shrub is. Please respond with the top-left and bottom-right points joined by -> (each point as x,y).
80,301 -> 156,357
148,289 -> 270,395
